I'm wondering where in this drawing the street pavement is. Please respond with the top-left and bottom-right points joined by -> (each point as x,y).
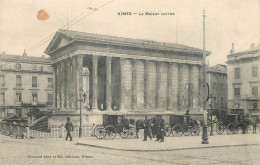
1,133 -> 260,165
77,133 -> 260,151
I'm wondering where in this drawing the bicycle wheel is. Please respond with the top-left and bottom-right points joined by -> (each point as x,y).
172,124 -> 183,137
227,123 -> 237,134
191,127 -> 200,136
183,126 -> 190,136
165,124 -> 172,137
216,123 -> 224,134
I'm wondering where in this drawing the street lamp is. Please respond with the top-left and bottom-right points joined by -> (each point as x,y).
209,95 -> 214,136
71,88 -> 86,138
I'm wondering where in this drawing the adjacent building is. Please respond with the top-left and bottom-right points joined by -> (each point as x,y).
226,43 -> 260,119
0,51 -> 53,124
207,64 -> 228,118
44,29 -> 211,126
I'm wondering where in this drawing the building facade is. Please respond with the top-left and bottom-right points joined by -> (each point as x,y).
226,44 -> 260,118
0,51 -> 53,124
207,64 -> 228,118
44,29 -> 210,126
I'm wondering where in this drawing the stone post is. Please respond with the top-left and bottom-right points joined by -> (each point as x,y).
26,126 -> 30,139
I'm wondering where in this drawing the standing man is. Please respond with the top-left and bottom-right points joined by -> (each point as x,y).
155,116 -> 161,141
65,117 -> 73,141
159,118 -> 165,142
143,115 -> 152,141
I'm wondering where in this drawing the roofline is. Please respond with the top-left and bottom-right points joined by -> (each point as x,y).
45,29 -> 211,56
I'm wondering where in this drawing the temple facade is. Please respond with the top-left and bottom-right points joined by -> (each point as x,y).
44,29 -> 210,126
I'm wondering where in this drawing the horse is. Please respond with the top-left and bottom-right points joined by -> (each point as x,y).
135,117 -> 158,138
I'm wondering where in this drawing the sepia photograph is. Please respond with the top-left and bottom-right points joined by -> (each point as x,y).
0,0 -> 260,164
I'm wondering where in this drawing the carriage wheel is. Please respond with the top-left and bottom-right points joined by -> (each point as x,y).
172,125 -> 183,137
119,128 -> 129,139
165,124 -> 172,137
94,125 -> 106,139
227,123 -> 236,134
216,123 -> 224,134
191,127 -> 200,136
104,125 -> 116,140
128,127 -> 136,139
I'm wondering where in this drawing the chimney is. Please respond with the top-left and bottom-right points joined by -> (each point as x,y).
23,49 -> 27,56
230,43 -> 235,54
251,43 -> 255,49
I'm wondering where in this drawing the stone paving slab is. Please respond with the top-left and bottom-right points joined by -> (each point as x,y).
77,134 -> 260,151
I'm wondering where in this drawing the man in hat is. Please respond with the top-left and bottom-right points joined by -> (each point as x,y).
143,115 -> 152,141
65,117 -> 73,141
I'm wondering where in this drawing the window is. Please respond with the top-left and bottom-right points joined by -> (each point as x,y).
235,68 -> 240,79
47,93 -> 53,105
252,86 -> 258,96
16,75 -> 22,87
32,76 -> 37,87
0,93 -> 5,105
252,103 -> 258,109
234,88 -> 240,97
16,63 -> 21,69
32,93 -> 38,103
16,93 -> 22,102
47,77 -> 53,88
0,74 -> 5,87
32,64 -> 37,70
252,67 -> 258,77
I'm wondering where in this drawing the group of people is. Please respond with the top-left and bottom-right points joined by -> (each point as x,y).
143,115 -> 165,142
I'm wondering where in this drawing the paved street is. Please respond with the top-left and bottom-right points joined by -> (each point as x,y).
1,134 -> 260,165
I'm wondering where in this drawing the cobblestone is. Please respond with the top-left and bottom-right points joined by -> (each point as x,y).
1,134 -> 260,165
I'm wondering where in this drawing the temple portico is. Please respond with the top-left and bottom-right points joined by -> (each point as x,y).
45,29 -> 210,126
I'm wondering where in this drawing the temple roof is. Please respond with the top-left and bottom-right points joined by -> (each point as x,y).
45,29 -> 211,56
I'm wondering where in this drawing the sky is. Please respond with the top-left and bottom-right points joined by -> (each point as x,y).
0,0 -> 259,66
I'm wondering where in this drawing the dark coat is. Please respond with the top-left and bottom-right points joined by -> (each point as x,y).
65,121 -> 73,132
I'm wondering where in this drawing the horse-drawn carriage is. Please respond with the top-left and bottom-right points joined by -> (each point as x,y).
216,114 -> 255,134
165,114 -> 201,137
94,114 -> 136,140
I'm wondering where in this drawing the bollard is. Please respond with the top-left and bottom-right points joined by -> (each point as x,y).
26,126 -> 30,139
61,124 -> 64,138
17,126 -> 20,138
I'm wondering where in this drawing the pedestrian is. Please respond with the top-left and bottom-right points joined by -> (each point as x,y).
143,115 -> 152,141
155,117 -> 161,141
185,110 -> 191,126
159,118 -> 165,142
65,117 -> 73,141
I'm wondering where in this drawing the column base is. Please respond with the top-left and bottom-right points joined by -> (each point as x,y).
106,108 -> 113,112
91,107 -> 100,112
201,125 -> 209,144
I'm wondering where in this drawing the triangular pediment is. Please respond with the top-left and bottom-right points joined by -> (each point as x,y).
44,32 -> 73,55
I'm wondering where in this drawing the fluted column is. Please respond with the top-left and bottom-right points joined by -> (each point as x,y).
167,62 -> 172,110
120,58 -> 126,111
57,63 -> 61,109
144,60 -> 150,110
77,55 -> 83,108
53,64 -> 57,109
92,55 -> 98,111
66,59 -> 71,109
106,56 -> 112,111
72,56 -> 78,109
178,64 -> 182,111
60,60 -> 66,109
132,59 -> 137,111
156,61 -> 161,110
